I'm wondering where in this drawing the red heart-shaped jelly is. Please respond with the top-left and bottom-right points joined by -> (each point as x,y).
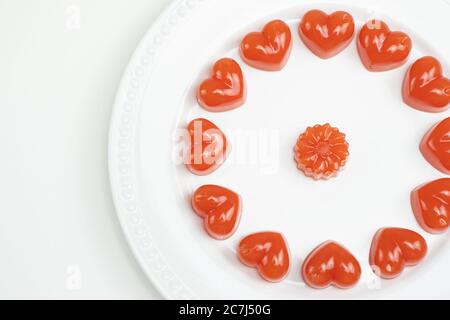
240,19 -> 292,71
238,232 -> 290,282
420,117 -> 450,174
185,118 -> 229,176
357,20 -> 412,72
302,241 -> 361,289
403,56 -> 450,113
411,178 -> 450,234
369,228 -> 427,279
191,184 -> 241,240
197,58 -> 245,112
299,10 -> 355,59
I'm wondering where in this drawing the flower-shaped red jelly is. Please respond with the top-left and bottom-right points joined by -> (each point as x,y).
411,178 -> 450,234
186,118 -> 229,175
420,117 -> 450,174
192,185 -> 241,239
294,124 -> 349,180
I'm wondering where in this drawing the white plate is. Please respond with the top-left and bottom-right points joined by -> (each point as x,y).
109,0 -> 450,299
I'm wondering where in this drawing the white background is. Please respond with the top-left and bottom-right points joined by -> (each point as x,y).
0,0 -> 171,299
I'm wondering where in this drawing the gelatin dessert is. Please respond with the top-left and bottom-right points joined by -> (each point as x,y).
420,117 -> 450,174
181,8 -> 445,289
369,228 -> 427,279
192,184 -> 242,239
240,19 -> 292,71
294,124 -> 349,180
299,9 -> 355,59
186,118 -> 229,175
302,241 -> 361,289
238,232 -> 290,282
357,19 -> 412,72
411,178 -> 450,234
197,58 -> 246,112
403,56 -> 450,113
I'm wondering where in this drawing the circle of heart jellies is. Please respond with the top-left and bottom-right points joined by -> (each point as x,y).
184,9 -> 449,290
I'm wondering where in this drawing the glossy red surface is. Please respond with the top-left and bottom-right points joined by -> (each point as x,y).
185,118 -> 228,175
357,20 -> 412,72
192,185 -> 241,239
294,124 -> 349,180
403,56 -> 450,113
240,20 -> 292,71
298,10 -> 355,59
420,117 -> 450,174
197,58 -> 246,112
411,178 -> 450,234
369,228 -> 427,279
302,241 -> 361,289
238,232 -> 290,282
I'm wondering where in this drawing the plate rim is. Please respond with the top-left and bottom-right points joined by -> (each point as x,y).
108,0 -> 196,300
